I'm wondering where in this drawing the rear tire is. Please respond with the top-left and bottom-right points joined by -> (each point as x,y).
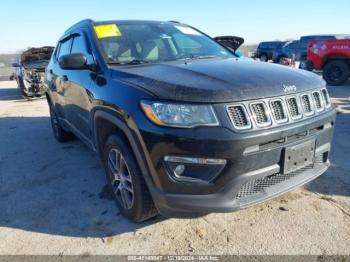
278,56 -> 287,64
323,60 -> 349,86
49,104 -> 74,142
103,135 -> 158,222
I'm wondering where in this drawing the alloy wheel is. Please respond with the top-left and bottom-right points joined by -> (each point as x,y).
108,148 -> 134,210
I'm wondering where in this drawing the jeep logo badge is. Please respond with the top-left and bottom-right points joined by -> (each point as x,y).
283,84 -> 297,93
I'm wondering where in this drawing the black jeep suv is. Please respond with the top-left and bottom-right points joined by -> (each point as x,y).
45,19 -> 336,222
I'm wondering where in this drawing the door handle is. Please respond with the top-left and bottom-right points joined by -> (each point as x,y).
49,69 -> 53,74
62,75 -> 68,82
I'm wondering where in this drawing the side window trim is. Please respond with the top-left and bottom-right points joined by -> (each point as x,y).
70,29 -> 98,67
56,36 -> 73,60
54,43 -> 61,61
70,31 -> 92,55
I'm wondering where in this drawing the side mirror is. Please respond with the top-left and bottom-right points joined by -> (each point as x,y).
59,53 -> 87,70
12,62 -> 20,67
214,36 -> 244,51
9,74 -> 15,81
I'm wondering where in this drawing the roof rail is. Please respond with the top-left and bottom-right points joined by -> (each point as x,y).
64,19 -> 94,33
168,20 -> 181,24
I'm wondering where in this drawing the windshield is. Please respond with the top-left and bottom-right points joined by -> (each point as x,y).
335,35 -> 350,39
96,23 -> 233,64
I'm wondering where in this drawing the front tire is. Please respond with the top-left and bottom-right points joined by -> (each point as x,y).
103,135 -> 158,222
278,56 -> 287,64
323,60 -> 349,86
260,54 -> 268,62
17,77 -> 27,97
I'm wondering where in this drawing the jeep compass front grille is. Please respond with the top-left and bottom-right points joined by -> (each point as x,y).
226,89 -> 332,131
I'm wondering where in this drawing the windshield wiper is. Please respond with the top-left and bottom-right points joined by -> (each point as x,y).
107,59 -> 149,65
174,54 -> 218,61
190,55 -> 218,60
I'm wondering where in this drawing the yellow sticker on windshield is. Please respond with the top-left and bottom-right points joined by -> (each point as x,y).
94,24 -> 121,38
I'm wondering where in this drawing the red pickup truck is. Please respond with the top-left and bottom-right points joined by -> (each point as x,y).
308,38 -> 350,85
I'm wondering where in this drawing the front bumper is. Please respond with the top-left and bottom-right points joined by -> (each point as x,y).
138,107 -> 336,217
150,146 -> 329,217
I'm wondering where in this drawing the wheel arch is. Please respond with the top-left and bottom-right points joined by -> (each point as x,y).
45,92 -> 52,105
276,54 -> 287,62
322,57 -> 350,70
92,109 -> 159,190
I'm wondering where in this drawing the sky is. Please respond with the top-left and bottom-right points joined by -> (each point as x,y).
0,0 -> 349,53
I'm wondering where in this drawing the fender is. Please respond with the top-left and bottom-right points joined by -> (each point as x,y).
92,108 -> 161,191
45,91 -> 53,105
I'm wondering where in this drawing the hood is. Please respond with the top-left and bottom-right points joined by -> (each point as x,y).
110,58 -> 325,103
214,36 -> 244,51
21,46 -> 54,69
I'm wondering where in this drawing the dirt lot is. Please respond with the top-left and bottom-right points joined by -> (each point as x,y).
0,80 -> 349,255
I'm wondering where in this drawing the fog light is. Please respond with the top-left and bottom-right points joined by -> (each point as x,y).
174,164 -> 185,176
163,156 -> 227,183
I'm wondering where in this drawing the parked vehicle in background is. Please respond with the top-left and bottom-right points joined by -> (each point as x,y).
12,46 -> 54,97
45,19 -> 335,222
297,35 -> 349,70
272,40 -> 299,63
308,38 -> 350,85
255,41 -> 285,61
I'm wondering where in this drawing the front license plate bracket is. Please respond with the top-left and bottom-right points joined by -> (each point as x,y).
282,140 -> 315,174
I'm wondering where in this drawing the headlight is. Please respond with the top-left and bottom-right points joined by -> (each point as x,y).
140,100 -> 219,128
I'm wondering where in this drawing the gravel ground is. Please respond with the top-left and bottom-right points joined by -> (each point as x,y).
0,80 -> 349,255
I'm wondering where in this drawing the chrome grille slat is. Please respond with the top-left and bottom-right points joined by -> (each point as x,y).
270,99 -> 287,123
301,94 -> 314,115
286,96 -> 302,119
252,103 -> 267,123
226,105 -> 251,129
322,88 -> 331,107
250,102 -> 271,127
313,91 -> 324,112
